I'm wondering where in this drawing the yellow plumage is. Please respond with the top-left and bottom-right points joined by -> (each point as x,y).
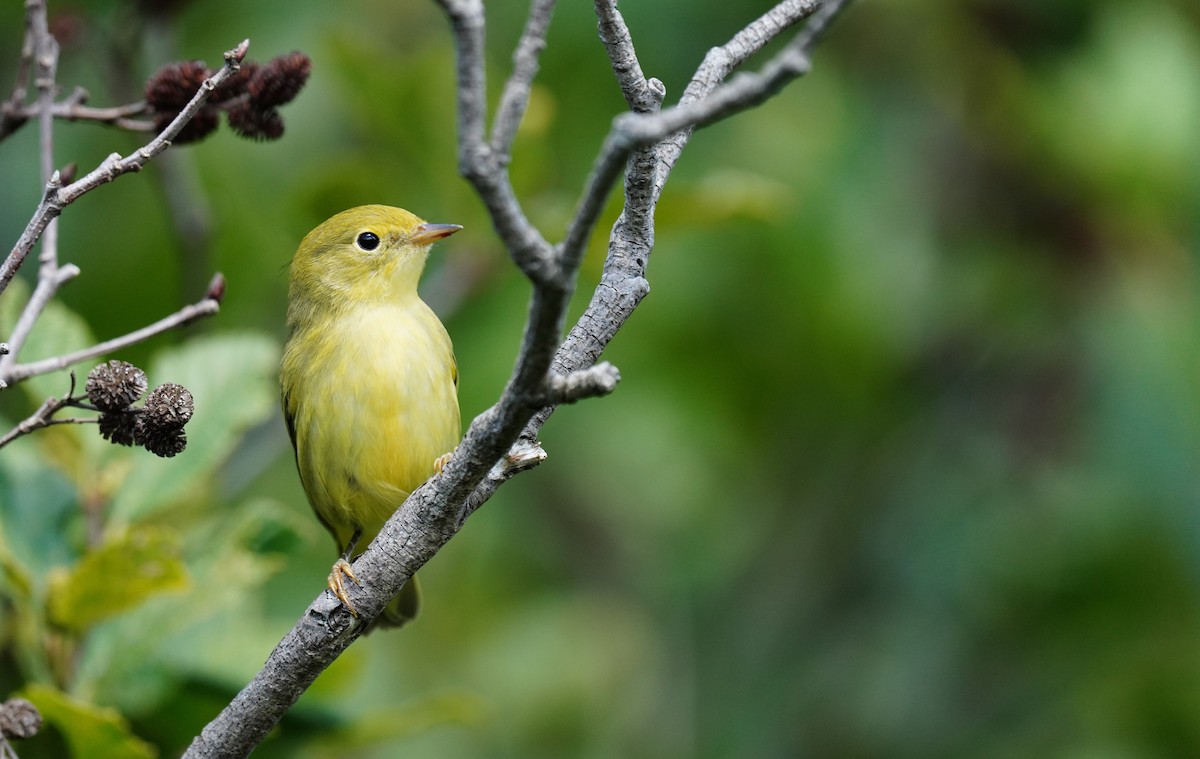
280,205 -> 461,628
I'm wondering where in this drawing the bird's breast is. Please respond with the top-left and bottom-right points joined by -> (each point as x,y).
281,300 -> 460,547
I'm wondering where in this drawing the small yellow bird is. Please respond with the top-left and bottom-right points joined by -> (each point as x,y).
280,205 -> 462,628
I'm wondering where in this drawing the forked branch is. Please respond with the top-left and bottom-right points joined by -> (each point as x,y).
183,2 -> 851,757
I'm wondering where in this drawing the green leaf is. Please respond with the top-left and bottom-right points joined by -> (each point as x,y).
0,520 -> 34,603
0,278 -> 106,487
0,275 -> 95,402
46,527 -> 189,633
0,423 -> 79,574
21,683 -> 157,759
314,690 -> 486,751
108,331 -> 280,523
73,498 -> 304,711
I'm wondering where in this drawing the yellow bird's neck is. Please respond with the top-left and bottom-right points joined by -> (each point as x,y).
287,266 -> 425,334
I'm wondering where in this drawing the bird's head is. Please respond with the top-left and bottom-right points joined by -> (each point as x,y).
287,204 -> 460,321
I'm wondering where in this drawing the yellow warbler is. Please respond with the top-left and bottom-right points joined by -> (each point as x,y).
280,205 -> 461,628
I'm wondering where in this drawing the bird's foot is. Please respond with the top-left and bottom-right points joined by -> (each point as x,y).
328,558 -> 361,617
433,450 -> 454,473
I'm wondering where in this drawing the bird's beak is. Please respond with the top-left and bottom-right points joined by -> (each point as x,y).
410,223 -> 463,245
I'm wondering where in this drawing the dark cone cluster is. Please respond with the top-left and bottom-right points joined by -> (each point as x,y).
86,362 -> 196,458
247,52 -> 312,107
226,102 -> 284,141
98,411 -> 138,447
145,60 -> 210,112
143,51 -> 311,144
137,424 -> 188,458
141,383 -> 194,426
86,360 -> 148,412
146,60 -> 218,143
134,383 -> 193,458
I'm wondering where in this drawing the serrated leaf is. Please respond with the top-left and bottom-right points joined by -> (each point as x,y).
108,331 -> 280,523
21,683 -> 157,759
46,527 -> 189,633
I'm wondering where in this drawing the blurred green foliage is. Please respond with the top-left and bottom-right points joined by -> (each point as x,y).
2,0 -> 1200,757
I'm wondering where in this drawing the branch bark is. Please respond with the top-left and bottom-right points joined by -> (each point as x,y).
183,2 -> 851,756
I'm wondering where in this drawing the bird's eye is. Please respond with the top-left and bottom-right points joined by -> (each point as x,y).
356,232 -> 381,251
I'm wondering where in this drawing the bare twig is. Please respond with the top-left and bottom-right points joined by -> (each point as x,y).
0,39 -> 249,298
490,0 -> 556,156
538,362 -> 621,405
0,0 -> 68,385
594,0 -> 665,113
183,3 -> 850,756
32,0 -> 63,348
10,97 -> 154,131
0,281 -> 222,388
435,0 -> 556,284
563,0 -> 842,283
0,374 -> 92,449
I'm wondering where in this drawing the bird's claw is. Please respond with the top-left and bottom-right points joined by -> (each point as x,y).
328,557 -> 361,617
433,451 -> 453,473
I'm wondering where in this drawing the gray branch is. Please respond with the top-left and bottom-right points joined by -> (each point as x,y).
0,39 -> 249,298
183,2 -> 850,757
539,361 -> 622,405
594,0 -> 665,113
0,381 -> 92,450
3,96 -> 154,132
489,0 -> 557,155
0,276 -> 223,389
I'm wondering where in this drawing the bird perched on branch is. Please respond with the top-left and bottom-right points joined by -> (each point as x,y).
280,205 -> 462,628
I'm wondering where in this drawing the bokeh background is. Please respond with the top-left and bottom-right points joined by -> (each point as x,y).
2,0 -> 1200,757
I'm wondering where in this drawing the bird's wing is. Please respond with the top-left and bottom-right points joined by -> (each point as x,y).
282,389 -> 299,452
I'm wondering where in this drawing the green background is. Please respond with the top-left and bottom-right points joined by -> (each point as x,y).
2,0 -> 1200,757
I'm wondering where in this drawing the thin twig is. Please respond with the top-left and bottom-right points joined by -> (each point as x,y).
661,0 -> 851,200
538,362 -> 621,405
435,0 -> 556,284
0,1 -> 68,380
0,373 -> 92,449
14,98 -> 154,131
489,0 -> 556,156
0,39 -> 249,298
0,263 -> 79,379
563,0 -> 831,276
593,0 -> 664,113
34,0 -> 62,314
0,286 -> 222,388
